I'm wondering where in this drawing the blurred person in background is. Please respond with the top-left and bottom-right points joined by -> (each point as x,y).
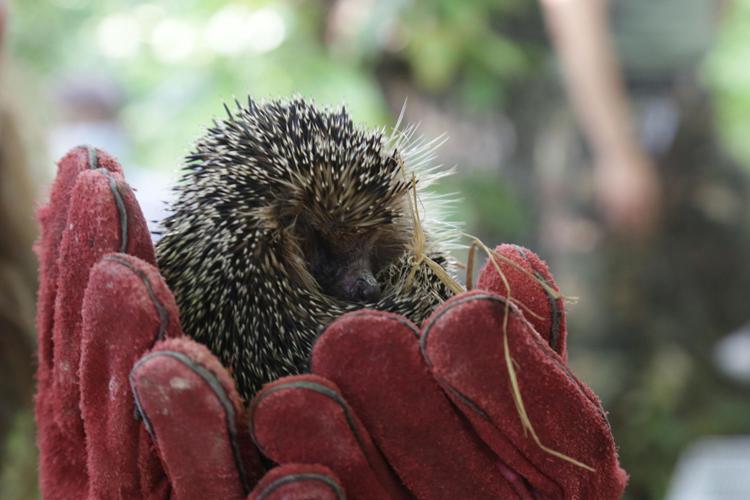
0,0 -> 41,498
537,0 -> 750,497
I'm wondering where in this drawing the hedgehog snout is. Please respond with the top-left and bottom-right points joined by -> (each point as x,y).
350,273 -> 381,302
332,258 -> 381,303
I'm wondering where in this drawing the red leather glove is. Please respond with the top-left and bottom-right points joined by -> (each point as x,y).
248,245 -> 628,499
35,146 -> 627,499
36,146 -> 344,499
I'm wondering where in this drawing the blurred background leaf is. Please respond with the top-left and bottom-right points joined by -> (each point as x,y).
3,1 -> 750,499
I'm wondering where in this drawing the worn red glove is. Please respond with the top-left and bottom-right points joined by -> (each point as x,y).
36,146 -> 345,499
248,246 -> 628,499
35,146 -> 627,499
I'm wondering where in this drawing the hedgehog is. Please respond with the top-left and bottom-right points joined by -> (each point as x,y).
156,97 -> 458,399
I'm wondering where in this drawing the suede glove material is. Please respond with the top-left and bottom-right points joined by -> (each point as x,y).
35,146 -> 315,499
35,146 -> 627,499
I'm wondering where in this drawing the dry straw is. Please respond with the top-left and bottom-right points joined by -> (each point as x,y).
402,171 -> 594,472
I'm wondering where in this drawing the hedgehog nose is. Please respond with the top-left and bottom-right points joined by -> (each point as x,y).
352,275 -> 381,302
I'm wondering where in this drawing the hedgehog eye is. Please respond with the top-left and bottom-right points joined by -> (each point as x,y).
370,224 -> 409,273
300,227 -> 336,281
299,226 -> 382,302
303,227 -> 329,270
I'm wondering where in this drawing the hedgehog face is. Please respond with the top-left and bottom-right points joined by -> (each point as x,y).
301,224 -> 381,302
290,193 -> 411,303
157,96 -> 456,398
259,105 -> 414,303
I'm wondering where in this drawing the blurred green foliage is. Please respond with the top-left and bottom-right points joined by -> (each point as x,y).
705,0 -> 750,168
0,412 -> 37,500
10,0 -> 388,169
8,0 -> 541,171
5,1 -> 750,499
435,172 -> 529,241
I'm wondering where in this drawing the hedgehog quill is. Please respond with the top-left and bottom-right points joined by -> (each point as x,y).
157,97 -> 459,399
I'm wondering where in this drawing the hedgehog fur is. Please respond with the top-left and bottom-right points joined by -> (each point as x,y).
156,96 -> 459,399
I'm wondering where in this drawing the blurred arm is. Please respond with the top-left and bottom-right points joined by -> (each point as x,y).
540,0 -> 636,159
539,0 -> 661,236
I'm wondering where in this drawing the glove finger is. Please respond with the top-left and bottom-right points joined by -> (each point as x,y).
33,147 -> 130,498
476,245 -> 609,427
476,244 -> 567,359
49,165 -> 154,470
35,146 -> 122,383
250,374 -> 410,500
80,254 -> 183,498
248,464 -> 345,500
130,337 -> 264,500
311,310 -> 519,499
421,291 -> 628,499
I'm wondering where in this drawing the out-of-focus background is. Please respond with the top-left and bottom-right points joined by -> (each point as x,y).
2,1 -> 749,499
